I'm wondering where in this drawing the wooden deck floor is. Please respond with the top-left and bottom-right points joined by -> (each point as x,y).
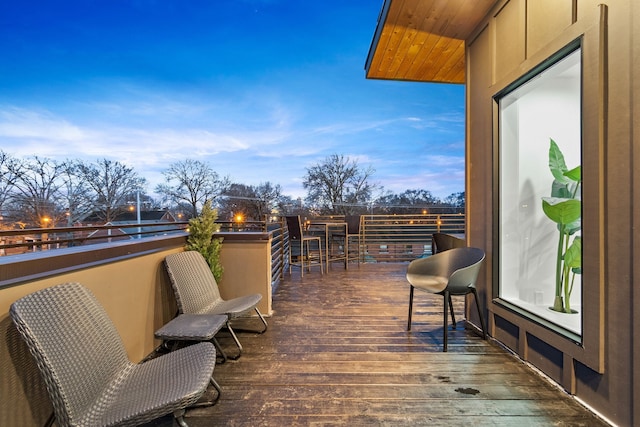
150,263 -> 608,427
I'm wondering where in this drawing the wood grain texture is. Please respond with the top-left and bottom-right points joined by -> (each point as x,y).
146,263 -> 608,426
367,0 -> 495,83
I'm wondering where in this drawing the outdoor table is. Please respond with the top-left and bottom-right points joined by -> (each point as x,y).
155,313 -> 229,363
308,221 -> 348,271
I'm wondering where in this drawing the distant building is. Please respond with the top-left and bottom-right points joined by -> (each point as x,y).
81,210 -> 180,243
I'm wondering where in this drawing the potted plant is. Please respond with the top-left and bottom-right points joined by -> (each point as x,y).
541,139 -> 581,313
185,200 -> 224,282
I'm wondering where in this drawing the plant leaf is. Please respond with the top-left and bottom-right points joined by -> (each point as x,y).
564,236 -> 582,269
548,139 -> 569,182
542,197 -> 581,225
551,179 -> 572,198
564,165 -> 581,182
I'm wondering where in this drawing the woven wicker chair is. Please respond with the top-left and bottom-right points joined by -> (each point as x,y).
406,247 -> 487,352
9,282 -> 217,427
164,251 -> 268,357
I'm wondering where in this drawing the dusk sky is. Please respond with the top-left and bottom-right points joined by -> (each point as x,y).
0,0 -> 465,201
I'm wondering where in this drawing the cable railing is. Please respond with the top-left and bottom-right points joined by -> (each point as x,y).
0,222 -> 190,255
361,213 -> 465,262
1,214 -> 465,264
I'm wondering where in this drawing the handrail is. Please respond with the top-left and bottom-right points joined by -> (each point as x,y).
360,214 -> 465,262
0,222 -> 189,255
1,214 -> 466,263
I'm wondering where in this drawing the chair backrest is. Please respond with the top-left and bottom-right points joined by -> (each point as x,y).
407,247 -> 485,294
285,215 -> 303,241
165,250 -> 223,314
432,232 -> 465,254
445,247 -> 485,294
345,215 -> 361,235
9,283 -> 130,426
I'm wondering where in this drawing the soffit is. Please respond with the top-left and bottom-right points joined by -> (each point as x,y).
365,0 -> 496,84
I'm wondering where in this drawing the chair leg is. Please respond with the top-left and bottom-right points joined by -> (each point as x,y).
193,376 -> 223,407
212,337 -> 228,364
255,307 -> 268,333
407,286 -> 414,331
300,242 -> 306,277
449,294 -> 456,329
226,321 -> 243,359
443,290 -> 449,352
210,377 -> 222,402
471,288 -> 487,340
318,240 -> 324,274
174,409 -> 189,427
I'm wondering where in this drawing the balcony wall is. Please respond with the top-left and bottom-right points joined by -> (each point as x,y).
0,236 -> 185,426
214,231 -> 274,316
0,231 -> 275,426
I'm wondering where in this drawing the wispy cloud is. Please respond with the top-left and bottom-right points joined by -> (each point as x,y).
0,1 -> 466,201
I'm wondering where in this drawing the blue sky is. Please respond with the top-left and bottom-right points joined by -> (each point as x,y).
0,0 -> 465,200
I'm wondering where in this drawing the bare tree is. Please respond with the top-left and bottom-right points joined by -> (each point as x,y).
58,161 -> 94,225
253,182 -> 282,220
218,183 -> 257,221
375,189 -> 439,214
76,159 -> 146,223
443,191 -> 465,209
303,154 -> 377,215
0,151 -> 17,225
219,182 -> 282,221
6,156 -> 67,227
155,159 -> 230,218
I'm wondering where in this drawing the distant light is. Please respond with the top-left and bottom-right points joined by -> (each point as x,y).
235,214 -> 244,222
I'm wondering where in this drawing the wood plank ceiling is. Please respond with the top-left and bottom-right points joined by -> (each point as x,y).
365,0 -> 496,84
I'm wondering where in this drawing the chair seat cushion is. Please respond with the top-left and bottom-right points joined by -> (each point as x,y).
407,274 -> 449,293
197,293 -> 262,319
155,314 -> 228,341
82,342 -> 216,427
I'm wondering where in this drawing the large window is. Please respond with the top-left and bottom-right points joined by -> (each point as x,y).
497,47 -> 582,338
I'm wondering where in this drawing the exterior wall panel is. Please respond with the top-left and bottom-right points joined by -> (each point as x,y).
466,1 -> 637,425
633,3 -> 640,424
493,0 -> 526,83
527,0 -> 574,54
467,24 -> 494,328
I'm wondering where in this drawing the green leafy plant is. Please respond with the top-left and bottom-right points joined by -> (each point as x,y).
186,200 -> 224,282
541,139 -> 581,313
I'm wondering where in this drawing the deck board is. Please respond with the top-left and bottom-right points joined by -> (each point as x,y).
147,263 -> 609,426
